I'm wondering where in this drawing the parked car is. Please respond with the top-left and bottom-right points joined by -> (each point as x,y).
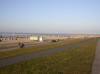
52,40 -> 57,42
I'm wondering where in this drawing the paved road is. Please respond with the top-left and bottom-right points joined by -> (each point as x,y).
91,39 -> 100,74
0,39 -> 97,67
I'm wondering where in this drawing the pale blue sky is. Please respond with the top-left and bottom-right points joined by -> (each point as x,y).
0,0 -> 100,34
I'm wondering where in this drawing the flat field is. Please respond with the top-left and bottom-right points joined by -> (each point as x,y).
0,40 -> 97,74
0,39 -> 88,59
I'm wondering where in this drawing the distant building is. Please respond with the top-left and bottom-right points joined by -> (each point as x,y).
30,36 -> 39,41
30,36 -> 43,41
39,37 -> 43,41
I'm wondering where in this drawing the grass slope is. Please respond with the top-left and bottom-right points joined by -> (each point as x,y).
0,45 -> 18,50
0,40 -> 98,74
0,39 -> 87,59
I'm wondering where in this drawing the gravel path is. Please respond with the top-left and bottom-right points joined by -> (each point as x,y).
91,39 -> 100,74
0,39 -> 96,67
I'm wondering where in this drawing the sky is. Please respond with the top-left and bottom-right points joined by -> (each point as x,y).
0,0 -> 100,34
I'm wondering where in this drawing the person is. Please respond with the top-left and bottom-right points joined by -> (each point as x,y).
18,42 -> 20,46
20,43 -> 24,48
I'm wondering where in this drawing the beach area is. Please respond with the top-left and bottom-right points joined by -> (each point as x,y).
0,33 -> 100,50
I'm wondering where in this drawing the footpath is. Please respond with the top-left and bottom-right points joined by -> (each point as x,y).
91,39 -> 100,74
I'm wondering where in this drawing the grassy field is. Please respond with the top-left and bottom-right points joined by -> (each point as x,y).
0,39 -> 89,59
0,42 -> 43,50
0,45 -> 18,50
0,40 -> 98,74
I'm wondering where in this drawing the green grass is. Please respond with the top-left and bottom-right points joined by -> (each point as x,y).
0,39 -> 88,59
0,45 -> 18,50
0,40 -> 98,74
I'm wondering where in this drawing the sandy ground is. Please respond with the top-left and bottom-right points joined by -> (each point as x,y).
0,35 -> 71,46
0,36 -> 74,50
0,35 -> 99,50
0,38 -> 45,50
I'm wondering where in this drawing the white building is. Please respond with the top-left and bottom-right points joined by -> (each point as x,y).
39,37 -> 43,41
30,36 -> 43,41
30,36 -> 39,41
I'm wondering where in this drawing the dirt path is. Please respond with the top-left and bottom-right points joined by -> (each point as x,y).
91,39 -> 100,74
0,39 -> 96,67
